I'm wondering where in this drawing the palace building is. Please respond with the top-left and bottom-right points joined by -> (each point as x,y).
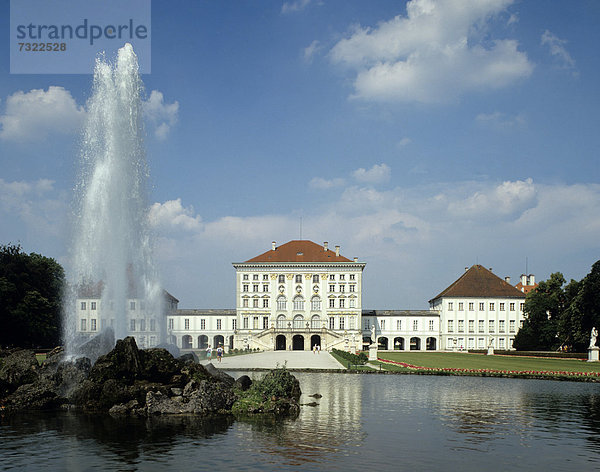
77,239 -> 530,353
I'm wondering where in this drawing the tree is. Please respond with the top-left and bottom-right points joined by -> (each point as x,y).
0,244 -> 65,348
514,272 -> 566,351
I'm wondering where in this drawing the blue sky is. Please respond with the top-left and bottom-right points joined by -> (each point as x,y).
1,0 -> 599,309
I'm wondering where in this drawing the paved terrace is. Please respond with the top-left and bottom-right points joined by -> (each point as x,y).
200,350 -> 345,371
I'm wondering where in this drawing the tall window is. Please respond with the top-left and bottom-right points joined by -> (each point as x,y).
253,284 -> 259,292
293,296 -> 304,311
458,302 -> 464,311
278,274 -> 285,283
489,303 -> 495,310
489,320 -> 495,332
329,284 -> 335,292
201,319 -> 206,330
380,320 -> 385,330
263,274 -> 269,280
458,320 -> 464,332
349,274 -> 355,280
140,319 -> 145,331
509,320 -> 516,332
184,319 -> 189,330
263,298 -> 269,308
217,319 -> 222,330
253,274 -> 259,280
263,316 -> 269,329
295,274 -> 302,283
339,274 -> 345,280
468,320 -> 474,333
349,298 -> 356,308
91,319 -> 96,331
168,318 -> 174,330
131,319 -> 137,331
329,274 -> 335,280
150,319 -> 155,331
448,320 -> 454,332
293,315 -> 303,329
277,315 -> 285,329
311,297 -> 321,311
81,318 -> 87,331
500,303 -> 505,311
277,296 -> 286,310
329,298 -> 335,308
448,302 -> 453,310
81,301 -> 86,310
313,274 -> 319,283
263,284 -> 269,292
253,298 -> 259,308
429,320 -> 435,331
349,285 -> 355,292
339,317 -> 345,330
478,320 -> 484,333
243,298 -> 249,308
311,315 -> 320,329
349,316 -> 356,329
479,302 -> 485,311
329,317 -> 335,329
339,285 -> 345,292
468,303 -> 474,311
232,319 -> 237,330
499,320 -> 505,333
243,317 -> 248,329
413,320 -> 418,331
253,317 -> 259,329
130,301 -> 136,310
91,302 -> 96,310
509,303 -> 515,311
339,298 -> 345,308
243,274 -> 248,280
396,319 -> 401,330
243,284 -> 249,292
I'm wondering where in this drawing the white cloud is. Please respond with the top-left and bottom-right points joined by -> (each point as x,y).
148,199 -> 201,232
0,87 -> 85,142
143,90 -> 179,140
353,163 -> 391,184
304,40 -> 322,63
309,177 -> 346,189
329,0 -> 533,103
476,111 -> 526,129
397,137 -> 412,147
541,30 -> 576,72
282,0 -> 311,14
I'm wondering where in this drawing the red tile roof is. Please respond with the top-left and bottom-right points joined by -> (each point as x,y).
430,265 -> 525,302
515,281 -> 538,294
245,240 -> 353,263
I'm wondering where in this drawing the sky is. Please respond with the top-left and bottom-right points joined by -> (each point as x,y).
1,0 -> 599,310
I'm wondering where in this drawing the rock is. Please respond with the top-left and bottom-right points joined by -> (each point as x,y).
234,375 -> 252,391
302,402 -> 318,407
308,393 -> 322,398
89,337 -> 142,384
203,363 -> 235,387
140,348 -> 181,383
109,399 -> 139,415
0,349 -> 39,396
179,352 -> 198,364
156,342 -> 180,358
4,379 -> 62,410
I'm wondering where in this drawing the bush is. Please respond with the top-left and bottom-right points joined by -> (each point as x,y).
332,348 -> 368,365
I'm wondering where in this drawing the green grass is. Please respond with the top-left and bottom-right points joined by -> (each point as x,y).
377,352 -> 600,375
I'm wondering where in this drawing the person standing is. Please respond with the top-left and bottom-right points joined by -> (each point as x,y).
217,345 -> 223,362
206,345 -> 212,361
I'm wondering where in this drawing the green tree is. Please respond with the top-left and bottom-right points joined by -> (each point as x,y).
0,243 -> 64,348
514,272 -> 566,351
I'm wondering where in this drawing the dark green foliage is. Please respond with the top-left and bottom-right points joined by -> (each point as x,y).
232,368 -> 301,415
0,243 -> 64,348
514,261 -> 600,352
332,348 -> 368,365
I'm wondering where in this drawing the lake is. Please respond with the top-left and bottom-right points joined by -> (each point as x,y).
1,373 -> 599,471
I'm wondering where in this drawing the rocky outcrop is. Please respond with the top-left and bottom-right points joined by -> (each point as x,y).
0,337 -> 300,419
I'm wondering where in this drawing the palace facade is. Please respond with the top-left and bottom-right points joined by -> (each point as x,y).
77,239 -> 531,353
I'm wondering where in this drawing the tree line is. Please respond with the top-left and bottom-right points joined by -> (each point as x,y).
0,243 -> 64,349
514,260 -> 600,352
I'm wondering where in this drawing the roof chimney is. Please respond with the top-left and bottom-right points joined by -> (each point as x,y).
335,245 -> 340,257
324,241 -> 328,251
528,274 -> 535,285
504,276 -> 511,284
271,241 -> 276,251
520,274 -> 527,286
489,268 -> 493,272
354,257 -> 358,262
465,267 -> 469,272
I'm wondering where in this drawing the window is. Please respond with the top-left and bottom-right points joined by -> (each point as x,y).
263,274 -> 269,280
468,320 -> 474,333
253,274 -> 259,281
489,303 -> 495,310
340,317 -> 345,330
243,274 -> 248,280
329,284 -> 335,292
201,319 -> 206,330
458,320 -> 464,332
242,298 -> 249,308
243,284 -> 249,292
396,320 -> 401,330
349,316 -> 356,329
130,301 -> 136,310
168,318 -> 174,330
478,337 -> 485,349
293,315 -> 303,329
499,320 -> 505,333
448,320 -> 454,332
489,320 -> 495,332
278,274 -> 285,284
329,317 -> 335,330
349,298 -> 356,308
520,320 -> 524,328
150,319 -> 155,331
263,298 -> 269,308
311,297 -> 321,311
232,319 -> 237,330
339,298 -> 345,308
91,302 -> 97,310
263,316 -> 269,329
90,319 -> 96,331
413,320 -> 418,331
364,319 -> 370,330
131,319 -> 137,331
520,303 -> 524,311
184,319 -> 189,330
381,320 -> 385,330
339,285 -> 345,292
277,315 -> 285,329
500,303 -> 505,311
478,320 -> 484,333
329,298 -> 335,308
313,275 -> 319,283
253,284 -> 259,292
468,303 -> 474,311
510,303 -> 515,311
458,302 -> 464,311
499,338 -> 505,349
293,296 -> 304,311
81,301 -> 86,310
295,274 -> 302,283
448,302 -> 453,310
140,319 -> 145,331
329,274 -> 335,280
479,302 -> 484,311
277,296 -> 286,310
349,285 -> 355,292
253,298 -> 259,308
429,320 -> 434,331
81,318 -> 87,331
350,274 -> 355,280
253,317 -> 259,329
243,317 -> 248,329
217,319 -> 222,330
509,320 -> 516,333
263,284 -> 269,292
340,274 -> 345,280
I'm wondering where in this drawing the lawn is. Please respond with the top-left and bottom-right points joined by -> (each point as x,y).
376,352 -> 600,377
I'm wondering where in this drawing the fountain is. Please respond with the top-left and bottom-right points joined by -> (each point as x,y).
63,43 -> 163,359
